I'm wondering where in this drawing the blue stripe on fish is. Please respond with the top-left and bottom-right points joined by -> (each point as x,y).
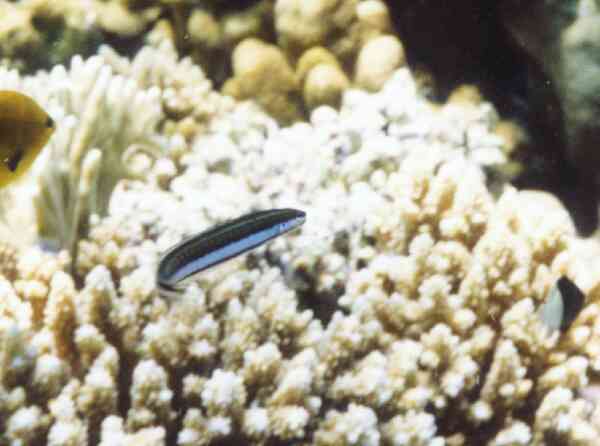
157,208 -> 305,295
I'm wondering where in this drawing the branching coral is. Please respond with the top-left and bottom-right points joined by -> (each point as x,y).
98,0 -> 400,122
32,53 -> 165,256
98,40 -> 234,139
0,0 -> 103,73
0,40 -> 229,264
223,0 -> 401,121
0,64 -> 597,444
223,37 -> 303,125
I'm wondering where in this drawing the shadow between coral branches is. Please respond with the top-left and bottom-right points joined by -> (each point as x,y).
384,0 -> 598,236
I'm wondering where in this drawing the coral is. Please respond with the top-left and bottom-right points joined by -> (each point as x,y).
99,415 -> 166,445
354,34 -> 406,91
298,47 -> 351,110
92,1 -> 159,37
127,359 -> 174,430
0,64 -> 597,445
223,38 -> 302,125
98,40 -> 234,138
225,0 -> 396,121
275,0 -> 361,62
381,410 -> 444,446
314,403 -> 380,446
2,0 -> 410,126
0,2 -> 42,70
273,0 -> 393,78
501,0 -> 600,181
5,405 -> 50,445
96,0 -> 398,123
187,9 -> 221,49
0,40 -> 229,262
0,0 -> 103,73
31,55 -> 166,258
0,241 -> 18,281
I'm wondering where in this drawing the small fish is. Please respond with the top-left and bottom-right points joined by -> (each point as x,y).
157,208 -> 306,295
539,276 -> 585,332
0,91 -> 55,187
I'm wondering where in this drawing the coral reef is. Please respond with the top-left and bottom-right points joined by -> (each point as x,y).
0,0 -> 103,73
354,34 -> 405,92
17,0 -> 398,123
0,39 -> 231,260
1,62 -> 596,444
224,0 -> 399,122
223,38 -> 303,125
500,0 -> 598,178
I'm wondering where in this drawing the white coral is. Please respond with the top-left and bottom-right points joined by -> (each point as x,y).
0,40 -> 229,259
490,420 -> 532,446
270,405 -> 310,440
201,369 -> 246,415
315,403 -> 380,446
128,359 -> 174,429
382,410 -> 443,446
0,52 -> 597,444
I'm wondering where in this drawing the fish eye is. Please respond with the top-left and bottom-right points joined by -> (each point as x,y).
46,116 -> 54,128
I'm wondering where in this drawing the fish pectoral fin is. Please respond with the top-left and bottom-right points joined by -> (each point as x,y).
4,150 -> 23,172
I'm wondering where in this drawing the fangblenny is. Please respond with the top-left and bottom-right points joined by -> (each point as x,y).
157,208 -> 306,296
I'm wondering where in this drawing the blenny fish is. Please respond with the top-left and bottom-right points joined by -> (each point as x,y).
157,208 -> 305,296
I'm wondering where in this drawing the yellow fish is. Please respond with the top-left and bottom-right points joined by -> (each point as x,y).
0,90 -> 54,187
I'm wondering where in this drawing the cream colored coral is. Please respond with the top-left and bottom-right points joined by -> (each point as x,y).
242,406 -> 270,439
314,403 -> 379,446
354,34 -> 405,91
501,298 -> 557,356
44,272 -> 77,359
330,350 -> 391,407
270,405 -> 310,440
127,359 -> 174,430
99,40 -> 232,129
202,369 -> 247,416
187,9 -> 221,48
47,380 -> 87,446
533,387 -> 597,444
538,356 -> 589,393
5,405 -> 48,444
318,312 -> 380,373
356,1 -> 391,38
177,408 -> 234,445
0,59 -> 597,444
0,39 -> 230,260
94,1 -> 157,37
100,415 -> 166,446
0,2 -> 41,65
304,62 -> 350,110
275,0 -> 375,64
381,411 -> 444,446
242,342 -> 283,386
269,348 -> 318,407
32,353 -> 68,399
475,340 -> 532,415
275,0 -> 356,49
77,345 -> 119,418
489,420 -> 532,446
224,38 -> 301,124
75,265 -> 116,328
